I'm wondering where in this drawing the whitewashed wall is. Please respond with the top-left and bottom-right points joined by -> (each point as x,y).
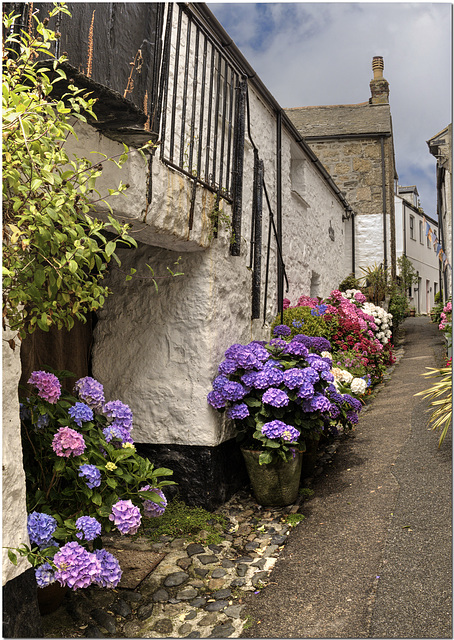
89,80 -> 350,447
2,329 -> 30,585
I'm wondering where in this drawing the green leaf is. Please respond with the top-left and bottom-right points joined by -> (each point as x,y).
91,492 -> 102,506
33,269 -> 46,287
7,550 -> 17,565
105,241 -> 116,257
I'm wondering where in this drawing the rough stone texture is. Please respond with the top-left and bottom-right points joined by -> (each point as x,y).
2,327 -> 30,586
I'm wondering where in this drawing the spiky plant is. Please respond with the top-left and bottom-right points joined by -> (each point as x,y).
416,366 -> 452,447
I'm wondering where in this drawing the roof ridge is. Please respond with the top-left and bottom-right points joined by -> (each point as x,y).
285,102 -> 370,110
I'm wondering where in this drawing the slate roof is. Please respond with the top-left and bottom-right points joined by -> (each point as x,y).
285,102 -> 393,138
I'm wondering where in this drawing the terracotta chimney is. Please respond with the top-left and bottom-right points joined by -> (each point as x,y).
370,56 -> 389,104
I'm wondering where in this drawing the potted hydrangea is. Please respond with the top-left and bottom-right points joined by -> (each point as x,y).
7,369 -> 175,609
207,330 -> 362,506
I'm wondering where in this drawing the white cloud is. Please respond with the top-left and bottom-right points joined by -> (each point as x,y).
208,2 -> 452,214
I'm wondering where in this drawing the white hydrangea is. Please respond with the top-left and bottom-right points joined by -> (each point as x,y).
350,378 -> 367,395
321,351 -> 332,360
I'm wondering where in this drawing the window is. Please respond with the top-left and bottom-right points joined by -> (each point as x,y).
409,215 -> 415,239
419,220 -> 423,244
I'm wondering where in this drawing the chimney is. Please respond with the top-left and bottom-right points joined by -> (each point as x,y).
369,56 -> 389,104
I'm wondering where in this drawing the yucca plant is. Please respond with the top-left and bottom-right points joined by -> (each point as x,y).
416,366 -> 452,447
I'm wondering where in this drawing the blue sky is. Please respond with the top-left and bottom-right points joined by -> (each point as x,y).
208,2 -> 452,216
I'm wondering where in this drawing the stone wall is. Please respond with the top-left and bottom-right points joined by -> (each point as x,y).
306,135 -> 396,275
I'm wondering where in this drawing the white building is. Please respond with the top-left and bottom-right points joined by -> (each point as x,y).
427,125 -> 452,301
394,185 -> 440,314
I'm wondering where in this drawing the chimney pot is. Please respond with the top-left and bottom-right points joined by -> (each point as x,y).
372,56 -> 384,79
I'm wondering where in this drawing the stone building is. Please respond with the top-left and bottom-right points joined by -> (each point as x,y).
286,56 -> 398,280
3,4 -> 355,633
394,185 -> 440,314
427,124 -> 452,300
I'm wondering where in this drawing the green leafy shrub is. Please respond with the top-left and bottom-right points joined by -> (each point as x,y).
271,306 -> 336,341
338,273 -> 362,292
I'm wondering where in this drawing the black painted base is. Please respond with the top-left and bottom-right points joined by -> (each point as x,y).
136,438 -> 249,511
3,567 -> 43,638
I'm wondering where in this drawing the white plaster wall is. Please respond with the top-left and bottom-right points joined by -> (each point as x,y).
91,81 -> 350,448
2,329 -> 30,584
355,213 -> 387,271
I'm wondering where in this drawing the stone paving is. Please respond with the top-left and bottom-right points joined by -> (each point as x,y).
41,344 -> 405,639
41,484 -> 317,638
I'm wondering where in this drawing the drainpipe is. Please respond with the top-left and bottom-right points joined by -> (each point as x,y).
276,111 -> 284,322
351,212 -> 355,275
380,136 -> 388,276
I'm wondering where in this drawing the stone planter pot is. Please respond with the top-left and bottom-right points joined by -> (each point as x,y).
37,582 -> 68,615
241,449 -> 303,507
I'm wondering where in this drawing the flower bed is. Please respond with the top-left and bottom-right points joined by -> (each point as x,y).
8,371 -> 175,592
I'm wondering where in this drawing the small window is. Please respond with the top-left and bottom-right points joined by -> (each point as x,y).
409,215 -> 415,239
419,220 -> 423,244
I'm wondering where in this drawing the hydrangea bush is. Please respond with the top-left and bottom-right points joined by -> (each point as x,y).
278,288 -> 395,387
207,335 -> 362,465
8,370 -> 175,591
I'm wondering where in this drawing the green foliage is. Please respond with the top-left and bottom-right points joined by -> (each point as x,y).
397,255 -> 419,291
338,273 -> 361,292
358,263 -> 389,305
142,498 -> 227,544
2,5 -> 149,338
388,284 -> 409,328
416,366 -> 452,447
285,513 -> 305,526
271,306 -> 335,341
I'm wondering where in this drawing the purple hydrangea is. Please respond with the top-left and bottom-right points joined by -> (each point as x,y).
283,368 -> 306,390
297,381 -> 315,400
75,516 -> 102,541
320,370 -> 335,382
224,343 -> 244,359
52,426 -> 86,458
283,341 -> 309,357
301,367 -> 320,384
262,420 -> 300,442
307,336 -> 331,353
252,368 -> 284,389
342,395 -> 362,412
269,337 -> 287,349
263,358 -> 283,370
139,485 -> 167,517
220,380 -> 246,402
262,387 -> 290,407
329,404 -> 341,420
346,411 -> 359,425
103,425 -> 134,445
74,377 -> 105,412
207,390 -> 226,409
218,359 -> 238,375
94,549 -> 123,588
54,542 -> 101,590
302,393 -> 331,413
248,341 -> 270,362
233,347 -> 261,370
36,413 -> 49,429
109,499 -> 141,535
103,400 -> 133,432
226,402 -> 250,420
28,370 -> 61,404
273,324 -> 291,337
27,512 -> 57,548
35,562 -> 56,588
212,375 -> 229,391
306,354 -> 332,372
241,371 -> 258,387
68,402 -> 94,427
78,464 -> 101,489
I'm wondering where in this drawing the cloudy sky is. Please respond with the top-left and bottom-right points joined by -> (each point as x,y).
208,2 -> 452,217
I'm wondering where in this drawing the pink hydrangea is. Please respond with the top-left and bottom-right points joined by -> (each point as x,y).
52,426 -> 86,457
109,499 -> 141,535
54,542 -> 101,589
27,371 -> 61,404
